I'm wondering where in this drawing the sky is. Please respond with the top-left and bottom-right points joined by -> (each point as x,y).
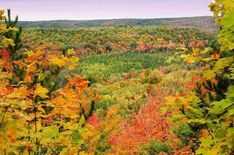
0,0 -> 213,21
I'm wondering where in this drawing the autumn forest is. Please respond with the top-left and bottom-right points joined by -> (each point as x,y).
0,0 -> 234,155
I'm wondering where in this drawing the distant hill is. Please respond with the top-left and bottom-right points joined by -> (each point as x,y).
18,16 -> 217,31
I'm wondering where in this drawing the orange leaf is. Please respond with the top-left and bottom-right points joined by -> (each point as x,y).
5,128 -> 16,144
14,60 -> 26,67
211,51 -> 220,60
24,74 -> 32,82
52,95 -> 66,106
67,76 -> 88,90
0,88 -> 12,96
0,49 -> 10,60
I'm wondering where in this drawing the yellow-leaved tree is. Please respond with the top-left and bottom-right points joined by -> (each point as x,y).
0,9 -> 95,154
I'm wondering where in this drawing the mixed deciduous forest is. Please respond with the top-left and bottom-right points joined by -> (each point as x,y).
0,0 -> 234,154
17,16 -> 217,31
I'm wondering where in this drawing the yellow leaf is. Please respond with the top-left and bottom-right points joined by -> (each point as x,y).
38,105 -> 46,113
67,49 -> 76,55
8,27 -> 18,31
35,49 -> 43,57
3,37 -> 15,47
80,151 -> 88,155
0,10 -> 4,16
68,64 -> 76,70
0,10 -> 6,21
34,84 -> 49,98
176,47 -> 188,52
201,57 -> 212,62
184,54 -> 198,63
27,63 -> 37,74
0,24 -> 8,33
201,47 -> 212,54
165,96 -> 176,106
156,37 -> 164,44
69,56 -> 79,64
49,56 -> 66,67
192,48 -> 200,56
25,50 -> 35,57
8,86 -> 29,99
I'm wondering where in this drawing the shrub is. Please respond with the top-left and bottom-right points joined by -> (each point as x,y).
140,140 -> 171,155
141,70 -> 163,84
94,95 -> 116,110
173,125 -> 196,147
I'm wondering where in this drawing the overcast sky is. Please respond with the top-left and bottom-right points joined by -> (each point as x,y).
0,0 -> 213,21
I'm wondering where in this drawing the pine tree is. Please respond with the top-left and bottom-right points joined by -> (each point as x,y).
4,9 -> 22,60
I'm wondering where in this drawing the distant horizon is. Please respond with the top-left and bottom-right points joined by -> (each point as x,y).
0,0 -> 213,21
17,15 -> 213,22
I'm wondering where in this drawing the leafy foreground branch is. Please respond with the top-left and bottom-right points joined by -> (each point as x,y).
167,0 -> 234,154
0,9 -> 95,154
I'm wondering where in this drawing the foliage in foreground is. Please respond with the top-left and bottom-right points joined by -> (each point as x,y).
0,10 -> 95,154
167,0 -> 234,154
0,0 -> 233,154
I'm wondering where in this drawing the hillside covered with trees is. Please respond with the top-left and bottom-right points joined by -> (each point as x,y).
18,16 -> 217,31
0,0 -> 233,154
